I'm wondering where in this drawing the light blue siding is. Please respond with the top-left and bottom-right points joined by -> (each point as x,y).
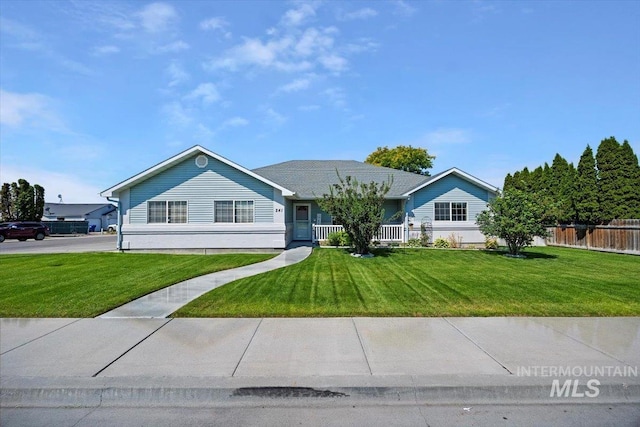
291,199 -> 403,225
129,154 -> 275,224
409,175 -> 490,223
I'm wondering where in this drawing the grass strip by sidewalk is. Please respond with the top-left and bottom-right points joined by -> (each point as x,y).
0,253 -> 275,317
174,246 -> 640,317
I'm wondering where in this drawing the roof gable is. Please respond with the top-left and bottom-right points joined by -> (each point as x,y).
101,145 -> 294,198
403,167 -> 499,197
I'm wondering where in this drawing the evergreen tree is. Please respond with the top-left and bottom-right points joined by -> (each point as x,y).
16,179 -> 35,221
618,140 -> 640,218
34,184 -> 45,221
503,173 -> 514,191
0,183 -> 14,221
549,154 -> 575,223
596,137 -> 623,221
574,145 -> 600,223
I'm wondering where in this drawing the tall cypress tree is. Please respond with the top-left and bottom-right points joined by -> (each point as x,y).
574,145 -> 599,223
503,173 -> 514,191
550,154 -> 575,223
596,137 -> 623,221
618,141 -> 640,218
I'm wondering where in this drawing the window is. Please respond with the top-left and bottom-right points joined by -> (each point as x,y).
168,201 -> 187,223
214,201 -> 234,223
451,202 -> 467,221
215,201 -> 254,223
148,201 -> 187,223
235,201 -> 254,223
434,202 -> 467,221
148,201 -> 167,223
434,202 -> 450,221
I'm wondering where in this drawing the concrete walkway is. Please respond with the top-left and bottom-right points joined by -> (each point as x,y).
1,317 -> 639,409
99,244 -> 312,318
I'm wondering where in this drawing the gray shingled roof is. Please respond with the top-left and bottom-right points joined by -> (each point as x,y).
253,160 -> 430,199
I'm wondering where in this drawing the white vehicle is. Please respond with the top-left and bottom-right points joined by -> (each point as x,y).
107,224 -> 117,232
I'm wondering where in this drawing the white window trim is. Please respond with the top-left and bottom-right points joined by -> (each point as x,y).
147,200 -> 188,224
434,201 -> 468,222
214,200 -> 255,224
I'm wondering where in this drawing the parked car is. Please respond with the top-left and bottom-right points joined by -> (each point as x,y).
107,224 -> 117,232
0,222 -> 50,243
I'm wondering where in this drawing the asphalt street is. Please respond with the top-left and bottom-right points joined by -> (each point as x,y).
0,234 -> 117,254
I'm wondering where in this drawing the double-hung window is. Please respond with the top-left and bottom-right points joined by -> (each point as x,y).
434,202 -> 467,221
214,201 -> 254,223
147,201 -> 187,223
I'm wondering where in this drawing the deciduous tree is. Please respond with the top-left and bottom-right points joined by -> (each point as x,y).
365,145 -> 435,175
476,189 -> 549,256
317,173 -> 396,255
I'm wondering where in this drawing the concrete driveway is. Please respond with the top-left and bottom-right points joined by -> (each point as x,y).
0,234 -> 117,255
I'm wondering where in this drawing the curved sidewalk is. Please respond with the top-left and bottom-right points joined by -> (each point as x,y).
99,244 -> 312,319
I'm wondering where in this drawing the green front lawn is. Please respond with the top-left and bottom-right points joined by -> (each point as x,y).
0,253 -> 275,317
174,247 -> 640,317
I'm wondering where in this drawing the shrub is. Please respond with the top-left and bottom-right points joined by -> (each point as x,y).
327,230 -> 351,246
485,237 -> 499,250
433,237 -> 450,248
447,233 -> 462,248
406,238 -> 422,247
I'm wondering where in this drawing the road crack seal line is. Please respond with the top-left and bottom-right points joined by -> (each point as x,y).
232,318 -> 263,377
92,318 -> 173,377
352,318 -> 373,375
1,318 -> 83,355
442,317 -> 513,375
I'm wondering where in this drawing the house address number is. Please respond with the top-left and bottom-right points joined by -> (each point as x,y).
275,208 -> 283,212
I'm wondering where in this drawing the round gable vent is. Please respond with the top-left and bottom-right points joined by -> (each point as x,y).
195,155 -> 209,168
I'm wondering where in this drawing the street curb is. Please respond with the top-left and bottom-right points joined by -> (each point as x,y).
3,383 -> 639,408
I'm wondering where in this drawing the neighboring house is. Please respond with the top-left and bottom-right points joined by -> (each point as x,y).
42,203 -> 117,231
100,145 -> 498,251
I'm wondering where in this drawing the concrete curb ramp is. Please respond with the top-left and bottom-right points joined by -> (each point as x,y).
99,244 -> 312,318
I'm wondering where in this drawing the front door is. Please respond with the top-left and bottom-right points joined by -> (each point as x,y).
293,203 -> 311,240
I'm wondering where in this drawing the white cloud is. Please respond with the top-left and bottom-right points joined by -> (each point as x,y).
393,0 -> 418,17
200,16 -> 232,38
92,45 -> 120,56
0,164 -> 105,203
262,107 -> 287,127
323,87 -> 347,109
340,8 -> 378,21
421,128 -> 471,145
281,3 -> 317,27
221,117 -> 249,128
319,54 -> 348,73
299,104 -> 320,111
295,27 -> 335,57
165,61 -> 190,87
155,40 -> 190,54
137,2 -> 178,33
162,101 -> 193,126
345,38 -> 379,53
184,83 -> 220,105
278,78 -> 311,93
0,89 -> 64,130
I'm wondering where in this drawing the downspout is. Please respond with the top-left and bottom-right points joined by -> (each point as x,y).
106,197 -> 122,251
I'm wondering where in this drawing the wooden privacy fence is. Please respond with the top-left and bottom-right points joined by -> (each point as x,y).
546,219 -> 640,255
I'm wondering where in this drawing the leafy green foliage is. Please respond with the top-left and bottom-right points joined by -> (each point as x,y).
504,136 -> 640,224
365,145 -> 435,175
476,189 -> 549,256
1,179 -> 45,221
433,237 -> 450,248
574,145 -> 600,224
316,173 -> 396,255
327,230 -> 351,246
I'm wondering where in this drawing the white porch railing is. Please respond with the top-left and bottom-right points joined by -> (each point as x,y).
312,224 -> 405,243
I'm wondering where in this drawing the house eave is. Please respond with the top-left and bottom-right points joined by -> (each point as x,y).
402,167 -> 499,197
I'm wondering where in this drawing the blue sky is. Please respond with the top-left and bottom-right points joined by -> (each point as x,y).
1,0 -> 639,203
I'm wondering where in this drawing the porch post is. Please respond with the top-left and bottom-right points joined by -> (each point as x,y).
404,212 -> 409,243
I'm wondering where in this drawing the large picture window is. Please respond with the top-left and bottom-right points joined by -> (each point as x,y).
434,202 -> 467,221
148,201 -> 188,223
214,200 -> 254,223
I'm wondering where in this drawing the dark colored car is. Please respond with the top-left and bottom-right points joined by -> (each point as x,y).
0,222 -> 50,243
